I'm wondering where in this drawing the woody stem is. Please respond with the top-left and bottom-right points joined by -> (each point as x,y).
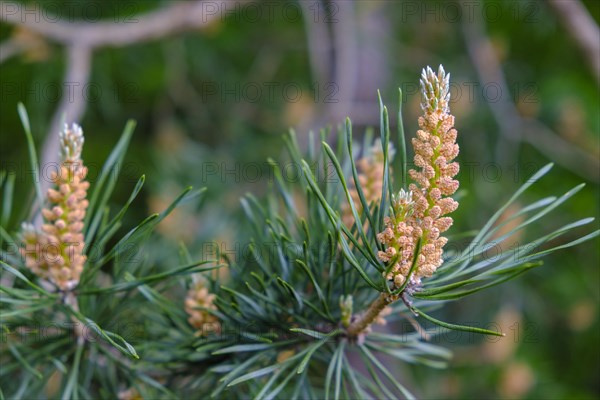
346,292 -> 398,337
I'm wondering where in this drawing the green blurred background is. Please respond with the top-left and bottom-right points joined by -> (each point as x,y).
1,0 -> 598,398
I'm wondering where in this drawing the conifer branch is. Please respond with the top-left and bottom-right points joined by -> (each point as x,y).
346,293 -> 398,338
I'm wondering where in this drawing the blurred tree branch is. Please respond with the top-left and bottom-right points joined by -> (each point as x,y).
0,1 -> 233,48
300,0 -> 332,96
297,0 -> 359,144
0,0 -> 243,205
462,5 -> 599,183
299,1 -> 390,146
547,0 -> 600,84
0,36 -> 30,63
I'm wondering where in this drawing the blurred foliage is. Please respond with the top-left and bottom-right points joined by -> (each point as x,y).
1,0 -> 599,398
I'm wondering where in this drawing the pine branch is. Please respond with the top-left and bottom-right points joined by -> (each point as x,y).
346,292 -> 397,338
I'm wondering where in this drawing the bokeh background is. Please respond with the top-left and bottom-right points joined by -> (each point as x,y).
1,0 -> 599,398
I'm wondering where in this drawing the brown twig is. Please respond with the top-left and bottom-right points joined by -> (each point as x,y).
346,292 -> 398,337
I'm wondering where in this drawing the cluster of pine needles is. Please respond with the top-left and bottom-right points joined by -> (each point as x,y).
1,66 -> 598,399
